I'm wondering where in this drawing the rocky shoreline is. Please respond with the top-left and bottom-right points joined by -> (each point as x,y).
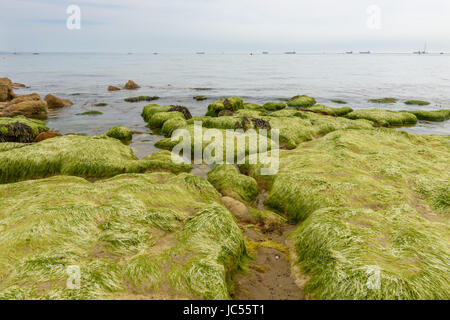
0,77 -> 449,300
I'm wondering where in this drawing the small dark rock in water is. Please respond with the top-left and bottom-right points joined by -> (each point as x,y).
108,85 -> 121,91
251,118 -> 271,129
168,105 -> 192,120
34,131 -> 62,142
193,88 -> 213,91
218,109 -> 234,117
193,95 -> 207,101
124,96 -> 159,103
124,80 -> 140,90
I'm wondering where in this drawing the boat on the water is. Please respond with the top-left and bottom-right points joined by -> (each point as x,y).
345,51 -> 353,54
413,43 -> 428,55
262,51 -> 269,54
196,52 -> 205,55
284,50 -> 296,55
360,51 -> 371,54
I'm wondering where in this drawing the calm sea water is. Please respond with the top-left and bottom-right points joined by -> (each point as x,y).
1,53 -> 449,158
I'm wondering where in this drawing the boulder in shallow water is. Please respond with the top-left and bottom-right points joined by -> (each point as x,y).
8,93 -> 41,105
124,80 -> 140,90
0,100 -> 48,119
0,78 -> 16,102
44,94 -> 74,109
12,82 -> 26,89
108,85 -> 121,91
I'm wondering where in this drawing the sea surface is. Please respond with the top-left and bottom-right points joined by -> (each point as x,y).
1,52 -> 449,158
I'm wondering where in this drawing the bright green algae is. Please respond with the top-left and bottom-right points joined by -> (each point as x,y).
345,109 -> 418,127
242,128 -> 450,299
0,116 -> 48,142
286,95 -> 316,107
0,135 -> 192,183
404,110 -> 450,122
207,164 -> 258,202
106,126 -> 132,142
0,173 -> 246,299
206,97 -> 244,117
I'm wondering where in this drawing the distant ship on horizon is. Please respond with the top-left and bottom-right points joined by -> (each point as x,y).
360,51 -> 371,54
345,51 -> 353,54
196,51 -> 205,55
262,51 -> 269,54
284,50 -> 296,55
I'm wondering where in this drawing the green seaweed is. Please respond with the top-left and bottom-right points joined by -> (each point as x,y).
0,135 -> 193,183
404,100 -> 431,106
404,110 -> 450,122
206,97 -> 244,117
207,164 -> 258,202
286,95 -> 316,108
77,110 -> 103,116
345,109 -> 417,127
369,98 -> 398,104
262,102 -> 286,111
0,116 -> 48,143
305,104 -> 353,116
0,173 -> 245,299
106,126 -> 132,142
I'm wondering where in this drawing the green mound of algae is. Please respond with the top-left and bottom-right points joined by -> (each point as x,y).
241,128 -> 450,299
286,95 -> 316,107
206,97 -> 244,117
404,110 -> 450,122
207,164 -> 258,202
345,109 -> 418,127
0,116 -> 48,143
304,104 -> 353,116
0,173 -> 246,300
106,126 -> 132,142
0,135 -> 192,183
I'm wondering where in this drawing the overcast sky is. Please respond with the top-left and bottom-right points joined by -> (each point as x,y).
1,0 -> 449,52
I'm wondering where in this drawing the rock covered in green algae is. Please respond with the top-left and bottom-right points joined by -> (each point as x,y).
206,97 -> 244,117
243,103 -> 263,111
345,109 -> 417,127
404,100 -> 430,106
242,128 -> 450,299
368,97 -> 398,104
142,150 -> 192,174
404,109 -> 450,122
262,102 -> 286,111
0,173 -> 246,300
141,104 -> 171,122
76,110 -> 103,116
106,126 -> 132,142
286,95 -> 316,107
330,99 -> 347,104
124,96 -> 159,103
304,104 -> 353,116
292,206 -> 450,300
0,135 -> 191,184
207,164 -> 258,202
141,104 -> 190,129
0,116 -> 48,143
